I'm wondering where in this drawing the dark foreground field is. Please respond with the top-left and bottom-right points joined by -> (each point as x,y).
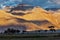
0,34 -> 60,40
0,36 -> 60,40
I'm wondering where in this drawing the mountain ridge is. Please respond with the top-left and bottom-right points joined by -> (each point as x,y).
0,6 -> 60,32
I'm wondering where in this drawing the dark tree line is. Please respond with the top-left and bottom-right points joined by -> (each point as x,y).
4,28 -> 20,34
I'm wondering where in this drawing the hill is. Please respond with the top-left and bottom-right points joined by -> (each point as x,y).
0,6 -> 60,32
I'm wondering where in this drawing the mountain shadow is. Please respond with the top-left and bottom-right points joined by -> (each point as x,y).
9,4 -> 34,12
11,12 -> 26,16
16,18 -> 50,25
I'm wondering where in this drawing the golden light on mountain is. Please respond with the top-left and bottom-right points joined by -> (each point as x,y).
18,7 -> 60,28
0,10 -> 46,31
0,6 -> 60,31
0,10 -> 17,25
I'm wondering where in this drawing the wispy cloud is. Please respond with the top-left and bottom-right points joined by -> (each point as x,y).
43,0 -> 60,8
49,0 -> 60,4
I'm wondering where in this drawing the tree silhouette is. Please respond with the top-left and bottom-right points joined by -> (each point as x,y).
44,30 -> 48,32
50,29 -> 56,32
4,28 -> 20,34
48,26 -> 56,32
48,26 -> 54,29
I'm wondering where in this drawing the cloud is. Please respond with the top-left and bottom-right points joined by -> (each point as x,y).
10,0 -> 22,2
49,0 -> 60,4
43,0 -> 60,8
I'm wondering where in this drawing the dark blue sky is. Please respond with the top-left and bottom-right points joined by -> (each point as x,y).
0,0 -> 60,8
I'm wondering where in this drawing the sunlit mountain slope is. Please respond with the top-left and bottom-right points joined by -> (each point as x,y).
0,9 -> 54,31
0,6 -> 60,31
17,7 -> 60,28
0,10 -> 15,25
0,10 -> 53,31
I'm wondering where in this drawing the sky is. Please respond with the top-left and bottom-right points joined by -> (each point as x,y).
0,0 -> 60,8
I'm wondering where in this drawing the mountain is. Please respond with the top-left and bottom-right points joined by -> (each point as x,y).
46,8 -> 60,11
0,10 -> 49,31
0,6 -> 60,32
0,7 -> 53,32
18,7 -> 60,28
